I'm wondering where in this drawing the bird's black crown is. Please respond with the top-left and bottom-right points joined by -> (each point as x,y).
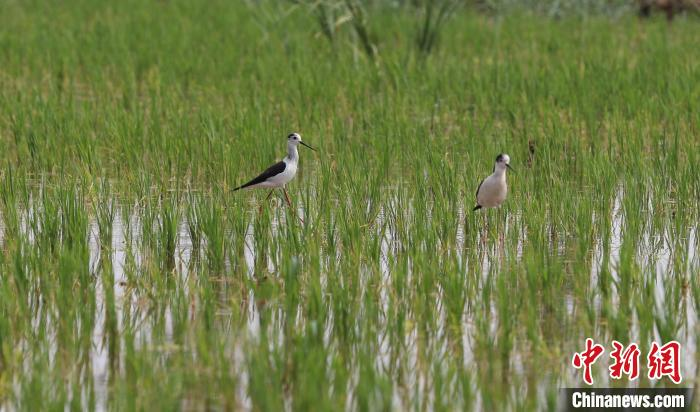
496,154 -> 506,162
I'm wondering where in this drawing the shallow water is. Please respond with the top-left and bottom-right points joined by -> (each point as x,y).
1,185 -> 698,410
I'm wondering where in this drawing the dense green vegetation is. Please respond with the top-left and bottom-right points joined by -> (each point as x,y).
0,0 -> 698,410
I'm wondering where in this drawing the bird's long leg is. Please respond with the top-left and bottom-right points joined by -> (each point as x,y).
283,188 -> 293,208
283,188 -> 305,224
258,190 -> 275,214
497,208 -> 505,254
481,214 -> 488,246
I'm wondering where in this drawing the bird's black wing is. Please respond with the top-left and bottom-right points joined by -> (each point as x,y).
475,178 -> 484,198
472,178 -> 485,211
233,161 -> 286,191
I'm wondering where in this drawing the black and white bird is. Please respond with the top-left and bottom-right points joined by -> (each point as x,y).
234,132 -> 315,209
473,153 -> 513,211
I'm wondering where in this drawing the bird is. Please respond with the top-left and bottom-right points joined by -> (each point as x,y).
473,153 -> 513,211
233,132 -> 315,211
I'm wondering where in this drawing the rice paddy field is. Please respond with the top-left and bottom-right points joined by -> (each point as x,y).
0,0 -> 699,410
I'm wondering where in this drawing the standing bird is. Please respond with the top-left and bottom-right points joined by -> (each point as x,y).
233,132 -> 315,211
473,154 -> 514,211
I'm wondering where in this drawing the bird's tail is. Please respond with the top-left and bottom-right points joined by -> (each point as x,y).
233,183 -> 249,191
472,205 -> 482,211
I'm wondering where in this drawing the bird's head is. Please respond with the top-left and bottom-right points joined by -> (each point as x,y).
495,153 -> 514,172
288,132 -> 315,151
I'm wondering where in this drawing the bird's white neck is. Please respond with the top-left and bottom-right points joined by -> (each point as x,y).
493,165 -> 507,179
286,143 -> 298,163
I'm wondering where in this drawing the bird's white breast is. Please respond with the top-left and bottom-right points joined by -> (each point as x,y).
268,159 -> 297,187
477,174 -> 507,208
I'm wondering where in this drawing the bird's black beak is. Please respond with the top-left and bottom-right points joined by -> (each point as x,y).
300,141 -> 316,151
506,164 -> 515,172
